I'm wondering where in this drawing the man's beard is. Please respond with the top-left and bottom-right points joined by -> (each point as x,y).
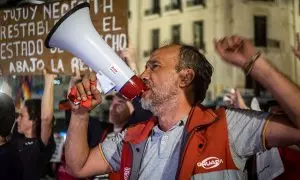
141,77 -> 179,115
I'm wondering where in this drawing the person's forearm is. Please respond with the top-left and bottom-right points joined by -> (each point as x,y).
250,57 -> 300,127
41,77 -> 54,144
65,112 -> 90,173
128,61 -> 139,74
41,78 -> 54,123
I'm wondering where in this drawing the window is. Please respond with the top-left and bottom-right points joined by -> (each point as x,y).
152,0 -> 160,14
152,29 -> 160,51
193,21 -> 205,50
166,0 -> 181,11
187,0 -> 206,7
254,16 -> 267,47
127,0 -> 131,19
172,25 -> 181,44
145,0 -> 160,15
171,0 -> 180,9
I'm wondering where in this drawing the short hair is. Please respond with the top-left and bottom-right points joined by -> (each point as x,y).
24,99 -> 42,138
105,92 -> 126,101
176,45 -> 213,103
0,92 -> 15,137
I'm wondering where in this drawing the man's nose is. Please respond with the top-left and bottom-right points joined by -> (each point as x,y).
140,69 -> 150,82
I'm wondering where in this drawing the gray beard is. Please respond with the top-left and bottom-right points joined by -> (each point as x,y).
141,74 -> 179,115
140,89 -> 178,116
141,97 -> 156,113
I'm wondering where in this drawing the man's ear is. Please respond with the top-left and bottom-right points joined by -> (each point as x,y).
178,69 -> 195,88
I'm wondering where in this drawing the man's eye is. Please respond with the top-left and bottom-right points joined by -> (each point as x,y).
150,64 -> 159,70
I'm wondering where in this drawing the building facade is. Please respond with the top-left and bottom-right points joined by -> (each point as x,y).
128,0 -> 300,99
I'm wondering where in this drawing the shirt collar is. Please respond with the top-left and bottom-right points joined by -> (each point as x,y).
151,115 -> 188,137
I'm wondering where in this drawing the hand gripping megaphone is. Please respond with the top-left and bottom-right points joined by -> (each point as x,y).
45,2 -> 146,108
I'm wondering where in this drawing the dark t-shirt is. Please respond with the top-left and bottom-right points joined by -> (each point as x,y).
88,118 -> 113,148
14,136 -> 56,180
0,142 -> 22,180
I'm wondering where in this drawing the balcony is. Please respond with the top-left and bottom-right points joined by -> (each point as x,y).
186,0 -> 206,7
165,3 -> 181,12
267,39 -> 280,48
144,7 -> 161,16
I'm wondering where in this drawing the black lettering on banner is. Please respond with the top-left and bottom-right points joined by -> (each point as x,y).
0,0 -> 127,75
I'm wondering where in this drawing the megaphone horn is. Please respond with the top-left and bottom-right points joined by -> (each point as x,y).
45,2 -> 145,108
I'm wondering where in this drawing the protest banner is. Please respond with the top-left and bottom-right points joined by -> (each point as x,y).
0,0 -> 128,75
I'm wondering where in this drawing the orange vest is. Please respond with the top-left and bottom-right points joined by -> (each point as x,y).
115,105 -> 241,180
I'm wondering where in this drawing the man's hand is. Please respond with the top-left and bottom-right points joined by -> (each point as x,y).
70,71 -> 102,113
223,88 -> 249,109
214,36 -> 257,67
67,68 -> 82,97
120,43 -> 138,73
292,33 -> 300,59
65,71 -> 110,177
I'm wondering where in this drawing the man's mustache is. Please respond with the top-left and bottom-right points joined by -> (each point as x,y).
143,80 -> 152,89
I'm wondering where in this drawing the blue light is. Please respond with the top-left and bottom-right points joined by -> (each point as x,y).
59,132 -> 67,140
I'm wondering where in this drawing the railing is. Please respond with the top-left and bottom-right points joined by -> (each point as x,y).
165,3 -> 181,12
144,7 -> 161,16
186,0 -> 206,7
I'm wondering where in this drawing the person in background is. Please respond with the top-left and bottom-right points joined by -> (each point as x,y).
15,70 -> 56,180
225,89 -> 284,180
107,93 -> 134,134
0,92 -> 22,180
226,89 -> 300,180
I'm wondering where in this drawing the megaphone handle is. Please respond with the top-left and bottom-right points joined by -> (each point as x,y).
68,81 -> 96,109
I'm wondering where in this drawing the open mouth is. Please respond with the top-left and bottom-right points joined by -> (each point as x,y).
141,84 -> 151,97
141,89 -> 152,98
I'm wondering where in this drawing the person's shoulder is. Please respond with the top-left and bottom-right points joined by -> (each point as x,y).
225,107 -> 268,116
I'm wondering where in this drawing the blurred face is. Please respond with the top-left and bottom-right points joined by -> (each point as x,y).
140,45 -> 180,114
16,106 -> 33,134
109,95 -> 131,126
